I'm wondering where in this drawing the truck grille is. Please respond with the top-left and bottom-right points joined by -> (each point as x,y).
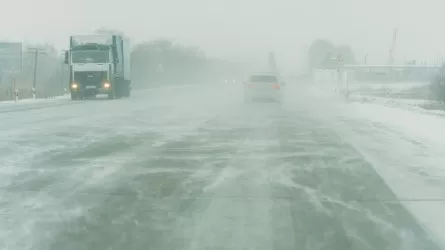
74,71 -> 107,87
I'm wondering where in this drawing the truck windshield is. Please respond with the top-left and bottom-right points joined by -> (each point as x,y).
71,51 -> 109,63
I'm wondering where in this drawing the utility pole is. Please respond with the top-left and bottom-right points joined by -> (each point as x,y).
11,68 -> 17,102
60,50 -> 67,94
28,48 -> 46,93
268,51 -> 277,72
388,28 -> 398,65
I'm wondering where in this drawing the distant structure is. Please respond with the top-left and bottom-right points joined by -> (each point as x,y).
268,51 -> 277,72
388,28 -> 398,65
0,42 -> 23,85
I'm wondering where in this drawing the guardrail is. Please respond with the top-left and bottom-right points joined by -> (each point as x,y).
343,64 -> 441,69
313,69 -> 349,98
312,68 -> 434,103
0,87 -> 68,102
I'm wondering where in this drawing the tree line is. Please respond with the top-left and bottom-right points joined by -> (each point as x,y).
131,39 -> 244,87
307,39 -> 357,71
1,28 -> 245,100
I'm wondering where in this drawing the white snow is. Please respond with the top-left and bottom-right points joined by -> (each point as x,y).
0,95 -> 70,106
2,81 -> 445,248
0,83 -> 241,249
302,82 -> 445,249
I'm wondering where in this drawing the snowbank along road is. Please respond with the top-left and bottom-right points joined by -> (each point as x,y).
0,83 -> 443,250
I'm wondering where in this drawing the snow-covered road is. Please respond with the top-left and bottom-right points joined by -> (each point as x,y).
0,83 -> 443,250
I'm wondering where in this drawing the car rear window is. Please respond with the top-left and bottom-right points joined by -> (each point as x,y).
249,75 -> 278,83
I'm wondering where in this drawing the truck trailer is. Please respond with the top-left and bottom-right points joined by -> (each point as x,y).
64,34 -> 131,100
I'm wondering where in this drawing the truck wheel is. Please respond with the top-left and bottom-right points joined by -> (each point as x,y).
114,85 -> 124,99
71,93 -> 79,100
123,86 -> 131,97
108,84 -> 117,99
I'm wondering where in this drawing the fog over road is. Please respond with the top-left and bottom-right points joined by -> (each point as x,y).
0,83 -> 441,250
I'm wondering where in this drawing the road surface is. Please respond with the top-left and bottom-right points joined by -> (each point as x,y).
0,84 -> 442,250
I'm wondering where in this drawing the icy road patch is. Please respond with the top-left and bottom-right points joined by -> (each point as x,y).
299,84 -> 445,249
0,83 -> 443,250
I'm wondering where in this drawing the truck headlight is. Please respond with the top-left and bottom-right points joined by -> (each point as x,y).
71,83 -> 78,89
103,82 -> 111,88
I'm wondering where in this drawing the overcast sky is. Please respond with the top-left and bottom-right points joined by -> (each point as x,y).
1,0 -> 444,72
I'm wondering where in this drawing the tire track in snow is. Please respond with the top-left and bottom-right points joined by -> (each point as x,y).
38,112 -> 233,250
171,107 -> 441,250
0,85 -> 232,250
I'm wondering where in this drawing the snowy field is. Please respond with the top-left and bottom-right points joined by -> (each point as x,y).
313,69 -> 445,113
0,82 -> 444,249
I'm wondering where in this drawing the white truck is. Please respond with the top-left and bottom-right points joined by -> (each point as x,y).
64,34 -> 131,100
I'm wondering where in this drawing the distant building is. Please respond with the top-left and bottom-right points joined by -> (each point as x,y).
268,52 -> 277,72
0,42 -> 22,85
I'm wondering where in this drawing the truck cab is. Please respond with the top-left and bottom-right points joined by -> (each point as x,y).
65,35 -> 131,100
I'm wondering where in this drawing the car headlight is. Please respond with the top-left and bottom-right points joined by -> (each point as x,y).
71,83 -> 78,89
103,82 -> 111,88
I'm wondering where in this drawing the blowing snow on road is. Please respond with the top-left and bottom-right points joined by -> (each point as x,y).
0,83 -> 443,250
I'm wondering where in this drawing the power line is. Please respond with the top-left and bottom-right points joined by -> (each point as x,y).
27,48 -> 46,89
388,28 -> 398,65
60,50 -> 67,90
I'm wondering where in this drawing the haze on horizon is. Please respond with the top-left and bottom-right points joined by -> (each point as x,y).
1,0 -> 444,73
